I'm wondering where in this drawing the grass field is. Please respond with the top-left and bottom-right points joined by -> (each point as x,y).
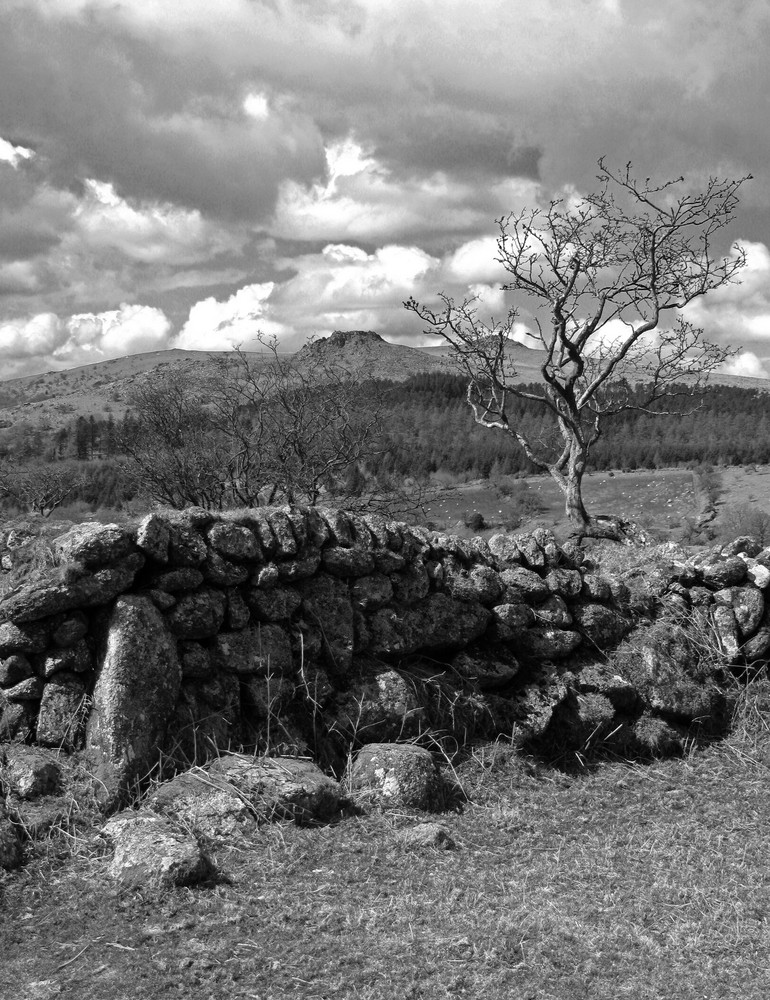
3,679 -> 770,1000
422,464 -> 770,542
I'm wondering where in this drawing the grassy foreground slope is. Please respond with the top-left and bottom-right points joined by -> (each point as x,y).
2,677 -> 770,1000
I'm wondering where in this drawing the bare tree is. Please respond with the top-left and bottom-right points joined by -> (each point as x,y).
405,160 -> 749,537
208,338 -> 386,506
118,370 -> 231,509
119,338 -> 387,511
0,462 -> 86,517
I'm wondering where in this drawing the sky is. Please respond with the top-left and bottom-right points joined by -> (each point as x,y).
1,0 -> 770,379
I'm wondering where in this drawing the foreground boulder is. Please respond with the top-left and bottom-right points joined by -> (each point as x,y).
86,596 -> 182,809
148,755 -> 345,839
348,743 -> 449,811
398,821 -> 456,851
103,811 -> 213,888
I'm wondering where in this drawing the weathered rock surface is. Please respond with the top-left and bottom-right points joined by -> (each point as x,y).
103,810 -> 213,888
500,566 -> 549,603
0,744 -> 62,799
54,523 -> 135,568
331,664 -> 427,743
86,596 -> 181,808
348,743 -> 447,811
0,653 -> 33,686
714,586 -> 765,638
36,673 -> 88,749
207,522 -> 260,562
0,621 -> 48,654
368,593 -> 490,656
518,627 -> 582,660
166,588 -> 226,639
210,624 -> 293,677
135,513 -> 170,563
712,605 -> 741,661
149,755 -> 344,836
0,554 -> 144,624
699,556 -> 747,589
571,603 -> 632,649
577,663 -> 639,712
617,626 -> 723,721
398,821 -> 456,851
451,647 -> 520,690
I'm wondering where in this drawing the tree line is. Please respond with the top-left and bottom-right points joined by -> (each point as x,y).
0,369 -> 769,516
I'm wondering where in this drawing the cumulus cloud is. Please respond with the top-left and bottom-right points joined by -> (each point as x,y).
73,179 -> 247,266
272,139 -> 519,245
0,303 -> 172,377
0,312 -> 62,359
0,1 -> 768,373
63,304 -> 171,361
174,241 -> 442,350
175,283 -> 281,351
0,136 -> 34,168
721,351 -> 769,380
683,241 -> 770,365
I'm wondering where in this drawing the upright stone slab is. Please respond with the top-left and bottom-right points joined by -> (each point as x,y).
86,595 -> 181,809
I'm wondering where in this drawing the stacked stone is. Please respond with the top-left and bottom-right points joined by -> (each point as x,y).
0,510 -> 627,760
4,505 -> 770,808
656,537 -> 770,664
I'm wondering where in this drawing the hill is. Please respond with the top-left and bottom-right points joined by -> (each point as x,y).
0,330 -> 765,435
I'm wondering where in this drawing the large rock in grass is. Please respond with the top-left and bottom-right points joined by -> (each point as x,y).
148,755 -> 344,838
348,743 -> 448,811
103,810 -> 212,888
86,596 -> 181,809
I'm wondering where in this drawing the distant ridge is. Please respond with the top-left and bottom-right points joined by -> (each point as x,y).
0,331 -> 765,433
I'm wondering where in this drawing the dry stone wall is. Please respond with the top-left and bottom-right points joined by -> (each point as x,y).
1,508 -> 769,807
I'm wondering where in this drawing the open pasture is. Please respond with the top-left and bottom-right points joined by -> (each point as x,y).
422,465 -> 770,540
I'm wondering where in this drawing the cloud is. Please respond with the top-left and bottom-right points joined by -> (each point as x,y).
73,179 -> 247,266
63,304 -> 171,360
0,136 -> 34,168
683,241 -> 770,363
0,303 -> 172,377
272,139 -> 529,245
0,6 -> 327,222
175,283 -> 280,351
1,0 -> 769,374
721,351 -> 769,380
446,237 -> 508,285
0,312 -> 62,359
173,241 -> 441,350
